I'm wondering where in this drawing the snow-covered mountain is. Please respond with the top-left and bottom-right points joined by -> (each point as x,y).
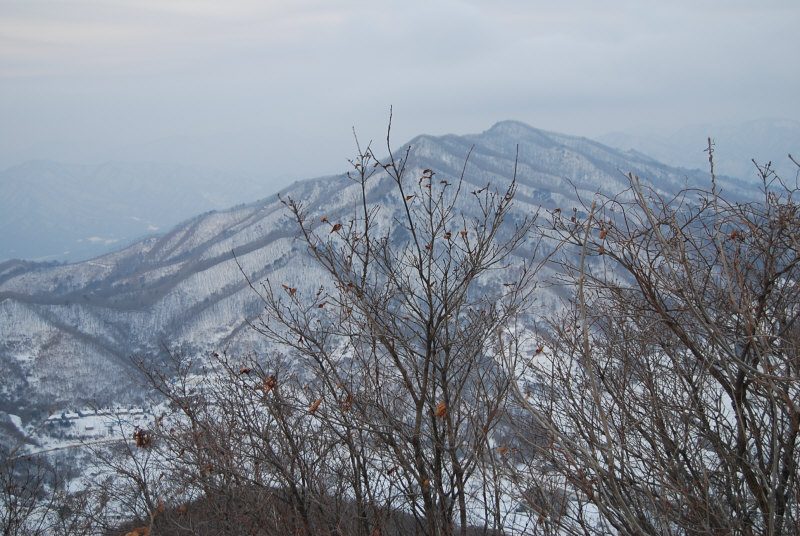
0,121 -> 755,423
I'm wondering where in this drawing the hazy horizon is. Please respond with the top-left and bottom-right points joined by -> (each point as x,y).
2,1 -> 799,190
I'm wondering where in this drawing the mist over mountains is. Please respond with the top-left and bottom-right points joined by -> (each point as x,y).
0,161 -> 279,263
0,120 -> 766,422
3,118 -> 791,265
598,117 -> 800,181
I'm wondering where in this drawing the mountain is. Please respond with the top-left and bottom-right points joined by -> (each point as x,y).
0,121 -> 757,421
0,160 -> 276,263
597,118 -> 800,182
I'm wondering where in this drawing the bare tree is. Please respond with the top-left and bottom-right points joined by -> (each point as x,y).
75,413 -> 174,534
241,120 -> 542,535
137,348 -> 385,535
0,434 -> 97,535
509,149 -> 800,535
0,454 -> 51,536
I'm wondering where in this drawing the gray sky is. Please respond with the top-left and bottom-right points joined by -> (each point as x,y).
2,0 -> 798,186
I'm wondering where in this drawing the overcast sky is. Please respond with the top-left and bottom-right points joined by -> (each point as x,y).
2,0 -> 798,186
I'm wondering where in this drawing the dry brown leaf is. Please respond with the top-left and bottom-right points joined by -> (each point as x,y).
262,375 -> 277,393
341,393 -> 354,412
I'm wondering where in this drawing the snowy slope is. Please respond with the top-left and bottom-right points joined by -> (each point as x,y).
0,121 -> 756,422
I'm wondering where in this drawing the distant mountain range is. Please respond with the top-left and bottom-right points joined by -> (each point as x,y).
597,118 -> 800,181
0,161 -> 276,263
0,121 -> 760,423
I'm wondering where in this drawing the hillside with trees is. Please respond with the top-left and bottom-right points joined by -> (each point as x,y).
2,126 -> 798,535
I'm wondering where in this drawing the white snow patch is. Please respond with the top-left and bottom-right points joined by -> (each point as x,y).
86,237 -> 119,245
8,413 -> 23,431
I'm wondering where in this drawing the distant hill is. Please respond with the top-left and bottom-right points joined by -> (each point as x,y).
597,118 -> 800,182
0,121 -> 758,419
0,160 -> 275,263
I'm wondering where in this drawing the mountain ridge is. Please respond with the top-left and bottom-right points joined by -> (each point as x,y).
0,122 -> 758,421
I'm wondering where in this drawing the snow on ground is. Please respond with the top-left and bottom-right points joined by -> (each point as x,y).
24,406 -> 155,456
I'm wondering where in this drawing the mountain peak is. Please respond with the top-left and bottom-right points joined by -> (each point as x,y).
0,122 -> 758,417
485,120 -> 541,136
